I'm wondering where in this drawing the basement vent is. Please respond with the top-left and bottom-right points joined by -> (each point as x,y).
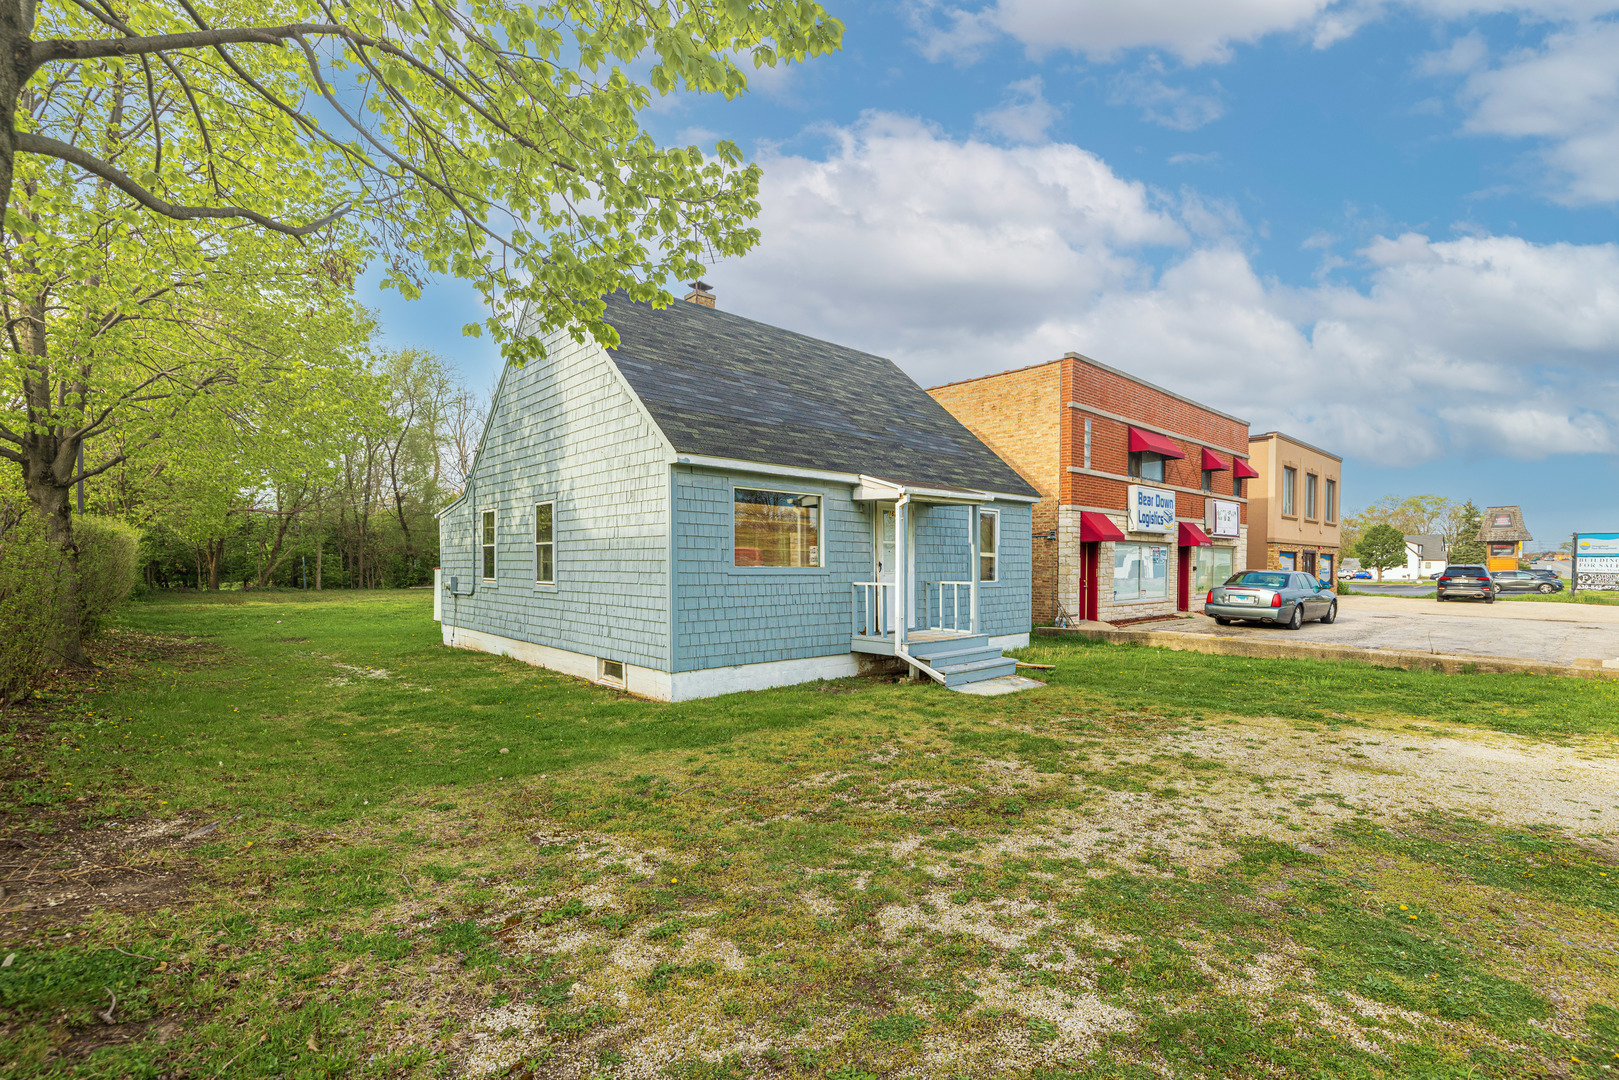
599,658 -> 626,688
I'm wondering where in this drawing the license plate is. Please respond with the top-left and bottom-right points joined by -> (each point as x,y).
1230,595 -> 1258,605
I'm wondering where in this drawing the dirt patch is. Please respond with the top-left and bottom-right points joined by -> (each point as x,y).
0,630 -> 225,942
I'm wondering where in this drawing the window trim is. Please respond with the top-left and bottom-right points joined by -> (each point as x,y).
1305,472 -> 1319,521
1281,466 -> 1297,517
1128,450 -> 1168,482
978,507 -> 1001,584
598,657 -> 625,689
480,508 -> 497,583
730,484 -> 826,573
534,500 -> 556,588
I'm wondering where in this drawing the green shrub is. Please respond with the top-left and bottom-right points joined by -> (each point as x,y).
73,515 -> 139,635
0,505 -> 70,706
0,507 -> 139,705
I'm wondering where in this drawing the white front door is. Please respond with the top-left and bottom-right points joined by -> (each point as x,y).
876,505 -> 897,632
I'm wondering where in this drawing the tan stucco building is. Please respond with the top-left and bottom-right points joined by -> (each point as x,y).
1246,432 -> 1343,579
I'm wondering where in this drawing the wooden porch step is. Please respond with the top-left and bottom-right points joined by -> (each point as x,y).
939,656 -> 1019,687
904,633 -> 988,660
920,643 -> 1005,668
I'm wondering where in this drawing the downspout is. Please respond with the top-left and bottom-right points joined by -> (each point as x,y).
894,493 -> 913,671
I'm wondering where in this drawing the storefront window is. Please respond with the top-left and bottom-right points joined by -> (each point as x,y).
1194,546 -> 1235,594
1278,550 -> 1297,571
1114,543 -> 1168,601
1320,553 -> 1334,582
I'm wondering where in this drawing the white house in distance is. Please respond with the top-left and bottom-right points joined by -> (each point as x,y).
1380,534 -> 1447,581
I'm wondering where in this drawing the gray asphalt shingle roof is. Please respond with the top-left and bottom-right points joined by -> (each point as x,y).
602,294 -> 1038,498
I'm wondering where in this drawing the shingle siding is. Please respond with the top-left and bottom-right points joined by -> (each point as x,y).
438,335 -> 672,669
672,466 -> 870,671
673,472 -> 1032,672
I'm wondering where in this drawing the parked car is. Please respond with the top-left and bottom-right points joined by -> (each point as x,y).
1491,569 -> 1564,595
1205,570 -> 1338,629
1528,568 -> 1562,582
1436,565 -> 1496,602
1351,570 -> 1372,580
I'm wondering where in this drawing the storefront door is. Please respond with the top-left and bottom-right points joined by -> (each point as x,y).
1302,551 -> 1317,576
1079,541 -> 1100,622
1177,547 -> 1191,611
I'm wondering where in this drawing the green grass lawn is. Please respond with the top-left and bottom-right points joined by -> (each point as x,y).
3,592 -> 1617,1079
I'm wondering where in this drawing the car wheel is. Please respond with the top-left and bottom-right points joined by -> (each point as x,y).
1214,616 -> 1231,626
1321,601 -> 1337,624
1486,592 -> 1495,604
1538,583 -> 1554,593
1286,605 -> 1303,630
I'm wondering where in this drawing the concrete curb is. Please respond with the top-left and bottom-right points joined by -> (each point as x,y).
1033,623 -> 1619,680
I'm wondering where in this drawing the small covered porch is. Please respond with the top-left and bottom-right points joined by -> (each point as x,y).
848,476 -> 1018,687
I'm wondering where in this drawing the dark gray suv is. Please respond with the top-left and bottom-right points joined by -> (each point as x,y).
1436,565 -> 1495,602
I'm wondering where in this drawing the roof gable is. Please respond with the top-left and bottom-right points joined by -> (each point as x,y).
1478,505 -> 1533,542
600,295 -> 1038,498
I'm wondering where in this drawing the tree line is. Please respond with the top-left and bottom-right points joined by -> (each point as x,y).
1341,495 -> 1489,579
1,0 -> 841,698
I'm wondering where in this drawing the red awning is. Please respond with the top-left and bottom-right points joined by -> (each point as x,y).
1127,426 -> 1185,459
1231,456 -> 1260,479
1079,511 -> 1127,543
1200,448 -> 1230,471
1178,522 -> 1212,547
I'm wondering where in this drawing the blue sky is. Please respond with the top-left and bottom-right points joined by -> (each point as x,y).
371,1 -> 1619,548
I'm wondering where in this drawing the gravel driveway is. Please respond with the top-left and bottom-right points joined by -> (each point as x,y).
1178,594 -> 1619,666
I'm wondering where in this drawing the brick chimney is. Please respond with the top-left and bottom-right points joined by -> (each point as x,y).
683,280 -> 715,308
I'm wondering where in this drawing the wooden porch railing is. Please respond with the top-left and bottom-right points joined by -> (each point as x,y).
926,580 -> 974,632
852,582 -> 893,638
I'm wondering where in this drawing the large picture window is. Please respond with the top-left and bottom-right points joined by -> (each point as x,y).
1193,546 -> 1236,595
734,489 -> 821,567
1113,543 -> 1168,601
535,502 -> 555,585
979,508 -> 1000,582
480,509 -> 496,580
1282,467 -> 1297,516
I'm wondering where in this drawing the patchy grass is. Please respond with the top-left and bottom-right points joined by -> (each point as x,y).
1,591 -> 1616,1078
1502,591 -> 1619,605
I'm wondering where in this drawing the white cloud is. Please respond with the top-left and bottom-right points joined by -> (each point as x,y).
1108,63 -> 1227,130
1450,20 -> 1619,202
716,116 -> 1619,464
912,1 -> 1619,66
975,77 -> 1062,142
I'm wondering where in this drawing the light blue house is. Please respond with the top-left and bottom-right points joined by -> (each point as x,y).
435,288 -> 1039,699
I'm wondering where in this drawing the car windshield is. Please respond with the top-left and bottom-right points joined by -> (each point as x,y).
1224,572 -> 1290,589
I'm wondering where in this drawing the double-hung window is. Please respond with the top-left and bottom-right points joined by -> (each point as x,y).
480,510 -> 496,581
734,488 -> 820,567
1305,473 -> 1319,520
978,508 -> 1000,582
1282,467 -> 1297,516
1325,479 -> 1337,523
534,502 -> 555,585
1128,451 -> 1167,482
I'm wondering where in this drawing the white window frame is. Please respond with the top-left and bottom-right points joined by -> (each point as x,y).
534,500 -> 556,587
480,508 -> 496,582
731,485 -> 823,570
598,657 -> 626,689
978,507 -> 1000,583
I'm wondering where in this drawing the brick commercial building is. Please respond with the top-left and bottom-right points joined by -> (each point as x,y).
929,354 -> 1253,625
1245,432 -> 1343,580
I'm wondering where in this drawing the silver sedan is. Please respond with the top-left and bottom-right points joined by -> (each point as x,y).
1203,570 -> 1338,630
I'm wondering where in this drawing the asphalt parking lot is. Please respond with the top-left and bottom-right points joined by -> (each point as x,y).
1180,593 -> 1619,666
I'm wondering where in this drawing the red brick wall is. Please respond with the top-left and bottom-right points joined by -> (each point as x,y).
928,362 -> 1062,622
1059,357 -> 1249,526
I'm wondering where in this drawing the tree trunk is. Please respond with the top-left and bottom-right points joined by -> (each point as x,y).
206,537 -> 224,590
